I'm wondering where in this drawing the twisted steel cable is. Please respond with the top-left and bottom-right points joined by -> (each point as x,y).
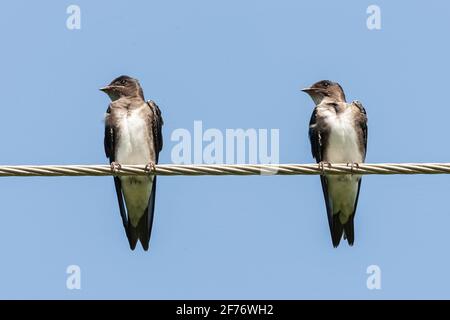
0,163 -> 449,177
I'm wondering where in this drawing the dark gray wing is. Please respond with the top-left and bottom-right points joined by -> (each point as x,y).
137,100 -> 164,250
104,105 -> 129,236
308,108 -> 334,238
104,106 -> 114,160
342,101 -> 369,246
147,100 -> 164,163
352,100 -> 368,159
309,107 -> 325,163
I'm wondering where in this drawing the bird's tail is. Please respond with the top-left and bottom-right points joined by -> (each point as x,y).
126,215 -> 150,251
331,215 -> 344,248
124,177 -> 157,251
125,223 -> 139,251
331,214 -> 355,247
343,216 -> 355,246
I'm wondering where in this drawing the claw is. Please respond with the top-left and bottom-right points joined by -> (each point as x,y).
110,162 -> 122,174
346,162 -> 360,175
318,161 -> 332,175
145,162 -> 156,174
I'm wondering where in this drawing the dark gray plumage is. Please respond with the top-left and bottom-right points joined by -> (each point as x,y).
303,80 -> 367,247
101,75 -> 163,251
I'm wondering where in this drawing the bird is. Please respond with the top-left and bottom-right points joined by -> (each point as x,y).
302,80 -> 368,247
101,75 -> 163,251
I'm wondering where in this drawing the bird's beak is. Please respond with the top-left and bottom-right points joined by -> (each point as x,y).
100,84 -> 118,93
301,87 -> 316,93
100,85 -> 115,92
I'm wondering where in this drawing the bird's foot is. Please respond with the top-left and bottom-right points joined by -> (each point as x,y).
346,162 -> 360,175
145,162 -> 156,174
318,161 -> 332,175
110,162 -> 122,174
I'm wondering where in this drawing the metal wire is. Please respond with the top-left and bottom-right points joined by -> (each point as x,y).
0,163 -> 449,177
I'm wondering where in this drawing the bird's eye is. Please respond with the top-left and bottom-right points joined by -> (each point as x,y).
323,82 -> 330,87
120,79 -> 127,85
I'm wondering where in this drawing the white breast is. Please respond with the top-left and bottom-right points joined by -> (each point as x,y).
116,109 -> 151,165
114,108 -> 153,226
324,109 -> 363,164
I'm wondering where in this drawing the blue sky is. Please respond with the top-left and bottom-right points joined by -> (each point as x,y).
0,1 -> 449,299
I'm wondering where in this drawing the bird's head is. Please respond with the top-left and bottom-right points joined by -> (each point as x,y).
302,80 -> 346,105
100,75 -> 144,101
